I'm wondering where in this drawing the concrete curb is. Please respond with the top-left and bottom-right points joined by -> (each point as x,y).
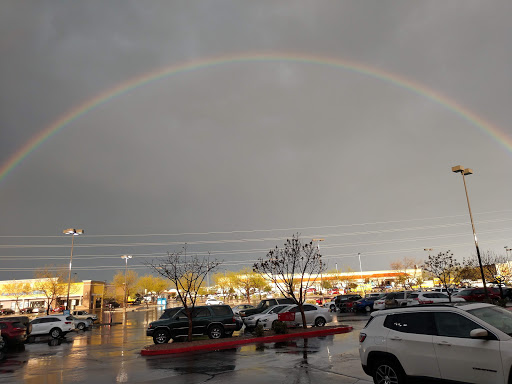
141,325 -> 353,356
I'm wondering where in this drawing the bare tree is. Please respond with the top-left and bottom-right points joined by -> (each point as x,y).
464,250 -> 510,298
253,234 -> 325,329
146,247 -> 220,341
390,257 -> 422,289
421,251 -> 460,302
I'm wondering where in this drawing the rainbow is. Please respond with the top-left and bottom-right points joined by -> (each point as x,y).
1,52 -> 510,183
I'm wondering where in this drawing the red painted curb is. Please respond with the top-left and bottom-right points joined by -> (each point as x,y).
141,326 -> 353,356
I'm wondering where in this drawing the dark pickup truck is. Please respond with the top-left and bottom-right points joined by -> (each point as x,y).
238,298 -> 295,318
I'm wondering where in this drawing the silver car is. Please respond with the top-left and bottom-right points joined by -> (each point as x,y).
244,304 -> 292,328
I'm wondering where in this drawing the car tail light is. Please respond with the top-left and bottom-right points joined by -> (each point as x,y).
233,317 -> 236,323
65,322 -> 71,324
359,333 -> 367,342
419,300 -> 433,304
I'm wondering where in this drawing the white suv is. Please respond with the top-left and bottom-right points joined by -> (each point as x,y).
29,315 -> 75,339
359,303 -> 512,384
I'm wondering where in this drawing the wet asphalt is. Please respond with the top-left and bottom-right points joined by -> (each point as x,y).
0,308 -> 372,384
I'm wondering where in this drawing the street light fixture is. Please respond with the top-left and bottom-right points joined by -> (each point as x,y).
63,228 -> 84,311
451,165 -> 488,299
121,255 -> 132,313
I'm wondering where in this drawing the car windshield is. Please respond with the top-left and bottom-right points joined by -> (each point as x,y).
468,306 -> 512,336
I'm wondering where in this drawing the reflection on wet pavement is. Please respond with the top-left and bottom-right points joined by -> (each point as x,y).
0,308 -> 371,383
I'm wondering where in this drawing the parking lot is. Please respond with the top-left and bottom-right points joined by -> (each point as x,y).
0,308 -> 372,384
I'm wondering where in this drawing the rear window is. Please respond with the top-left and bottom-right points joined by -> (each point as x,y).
210,306 -> 232,316
384,312 -> 435,335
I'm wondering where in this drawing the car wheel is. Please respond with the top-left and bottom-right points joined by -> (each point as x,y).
271,320 -> 278,330
76,322 -> 86,331
365,305 -> 372,312
153,329 -> 170,344
329,304 -> 336,311
314,317 -> 326,327
372,359 -> 406,384
208,325 -> 224,339
0,337 -> 6,351
50,328 -> 62,339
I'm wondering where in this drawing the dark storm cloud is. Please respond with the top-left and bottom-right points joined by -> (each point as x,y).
1,1 -> 511,281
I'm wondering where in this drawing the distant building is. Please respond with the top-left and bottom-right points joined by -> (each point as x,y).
0,278 -> 106,312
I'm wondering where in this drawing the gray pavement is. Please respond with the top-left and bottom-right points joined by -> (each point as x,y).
0,308 -> 372,384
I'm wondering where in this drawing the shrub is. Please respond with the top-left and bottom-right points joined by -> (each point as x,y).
253,324 -> 265,337
272,320 -> 288,334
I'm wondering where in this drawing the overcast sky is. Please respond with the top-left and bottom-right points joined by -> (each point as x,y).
1,1 -> 512,283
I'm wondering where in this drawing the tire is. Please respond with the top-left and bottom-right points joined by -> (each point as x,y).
271,320 -> 278,330
153,329 -> 170,344
77,322 -> 86,331
50,328 -> 62,339
0,337 -> 6,351
330,304 -> 336,311
372,359 -> 406,384
208,325 -> 224,339
365,305 -> 372,313
314,317 -> 326,327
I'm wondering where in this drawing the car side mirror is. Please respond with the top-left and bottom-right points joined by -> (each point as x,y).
470,328 -> 489,339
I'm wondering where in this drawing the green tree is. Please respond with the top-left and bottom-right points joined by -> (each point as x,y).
33,266 -> 72,314
137,275 -> 168,302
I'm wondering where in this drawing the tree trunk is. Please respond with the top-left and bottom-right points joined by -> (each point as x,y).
187,315 -> 193,342
299,304 -> 307,329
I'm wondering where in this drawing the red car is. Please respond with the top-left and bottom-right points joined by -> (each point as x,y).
0,317 -> 31,349
454,287 -> 501,302
51,306 -> 66,313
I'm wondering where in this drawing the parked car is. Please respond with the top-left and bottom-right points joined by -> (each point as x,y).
147,305 -> 238,344
72,310 -> 98,322
432,287 -> 459,294
352,293 -> 387,312
29,315 -> 75,339
104,300 -> 121,308
243,304 -> 293,329
359,302 -> 512,384
373,291 -> 413,310
258,304 -> 332,330
453,287 -> 501,302
323,300 -> 338,311
71,316 -> 93,331
20,308 -> 34,314
0,308 -> 15,315
205,298 -> 224,305
334,294 -> 362,312
0,317 -> 30,348
51,305 -> 66,313
407,291 -> 465,306
238,298 -> 295,318
231,304 -> 255,315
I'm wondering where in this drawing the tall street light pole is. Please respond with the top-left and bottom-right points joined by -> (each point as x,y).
63,228 -> 84,311
452,165 -> 488,299
121,255 -> 132,315
313,239 -> 325,302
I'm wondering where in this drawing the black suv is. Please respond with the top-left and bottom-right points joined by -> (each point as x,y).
334,294 -> 362,312
147,305 -> 237,344
239,298 -> 295,318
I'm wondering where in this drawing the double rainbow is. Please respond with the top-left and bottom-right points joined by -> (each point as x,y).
1,52 -> 509,183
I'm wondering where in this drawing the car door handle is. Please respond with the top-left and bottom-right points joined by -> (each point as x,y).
389,336 -> 402,341
437,341 -> 451,346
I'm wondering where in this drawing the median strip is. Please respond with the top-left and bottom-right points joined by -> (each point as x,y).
141,325 -> 353,356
